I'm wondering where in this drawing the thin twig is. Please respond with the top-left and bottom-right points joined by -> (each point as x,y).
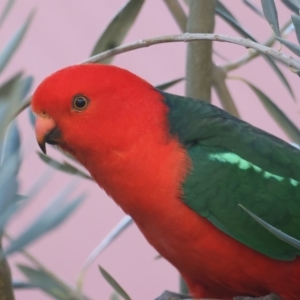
223,19 -> 292,72
82,33 -> 300,71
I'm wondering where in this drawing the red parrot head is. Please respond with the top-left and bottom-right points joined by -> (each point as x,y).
31,64 -> 169,164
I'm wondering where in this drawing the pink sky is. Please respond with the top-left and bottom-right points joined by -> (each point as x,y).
1,1 -> 300,299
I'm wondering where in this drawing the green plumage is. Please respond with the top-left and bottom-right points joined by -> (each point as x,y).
162,91 -> 300,260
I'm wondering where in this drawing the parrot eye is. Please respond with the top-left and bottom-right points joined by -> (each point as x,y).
73,95 -> 89,111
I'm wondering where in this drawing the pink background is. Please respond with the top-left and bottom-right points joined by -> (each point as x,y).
1,1 -> 300,299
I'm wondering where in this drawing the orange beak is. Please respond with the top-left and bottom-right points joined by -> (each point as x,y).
35,115 -> 61,154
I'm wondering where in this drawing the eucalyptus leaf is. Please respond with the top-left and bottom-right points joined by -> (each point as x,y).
238,78 -> 300,144
20,76 -> 33,100
0,121 -> 20,163
243,0 -> 264,17
81,215 -> 132,271
99,266 -> 131,300
110,294 -> 120,300
216,1 -> 238,22
261,0 -> 281,36
0,11 -> 34,74
292,15 -> 300,45
155,78 -> 184,91
0,153 -> 20,232
18,265 -> 90,300
216,2 -> 256,41
77,215 -> 133,291
37,152 -> 93,181
281,0 -> 300,14
0,75 -> 30,140
28,108 -> 35,126
0,0 -> 15,28
90,0 -> 144,63
12,280 -> 37,289
217,1 -> 293,97
0,72 -> 23,102
240,205 -> 300,251
4,183 -> 85,256
264,56 -> 294,99
277,36 -> 300,57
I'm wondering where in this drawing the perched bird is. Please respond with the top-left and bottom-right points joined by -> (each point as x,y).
32,64 -> 300,299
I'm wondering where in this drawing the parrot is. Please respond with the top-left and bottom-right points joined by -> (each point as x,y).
32,64 -> 300,300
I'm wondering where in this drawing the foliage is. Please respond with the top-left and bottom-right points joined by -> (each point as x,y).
1,0 -> 300,299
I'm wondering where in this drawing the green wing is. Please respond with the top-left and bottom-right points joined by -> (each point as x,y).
162,91 -> 300,260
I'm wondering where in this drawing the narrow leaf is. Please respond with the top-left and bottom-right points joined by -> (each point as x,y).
0,72 -> 23,102
261,0 -> 281,37
292,15 -> 300,45
77,216 -> 133,290
240,205 -> 300,251
28,108 -> 35,127
12,280 -> 37,289
99,266 -> 131,300
20,76 -> 33,100
217,1 -> 293,97
0,11 -> 34,73
0,121 -> 20,162
110,294 -> 120,300
216,2 -> 257,41
37,152 -> 93,181
0,0 -> 15,28
18,265 -> 90,300
281,0 -> 300,14
238,78 -> 300,144
277,36 -> 300,57
155,78 -> 184,91
216,1 -> 238,22
4,183 -> 85,256
90,0 -> 144,63
243,0 -> 264,17
263,56 -> 294,99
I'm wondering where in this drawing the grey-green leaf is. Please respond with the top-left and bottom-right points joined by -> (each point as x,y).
292,15 -> 300,45
18,265 -> 90,300
217,1 -> 293,98
0,11 -> 34,74
4,183 -> 85,256
243,0 -> 264,18
0,72 -> 23,102
0,0 -> 15,28
90,0 -> 144,63
216,2 -> 256,41
155,78 -> 184,91
216,1 -> 238,22
239,78 -> 300,144
277,36 -> 300,57
110,294 -> 120,300
281,0 -> 300,14
264,56 -> 294,99
240,205 -> 300,251
261,0 -> 281,36
99,266 -> 131,300
37,152 -> 93,181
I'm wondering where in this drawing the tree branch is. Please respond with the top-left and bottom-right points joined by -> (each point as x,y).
82,33 -> 300,71
222,19 -> 292,72
185,0 -> 216,102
